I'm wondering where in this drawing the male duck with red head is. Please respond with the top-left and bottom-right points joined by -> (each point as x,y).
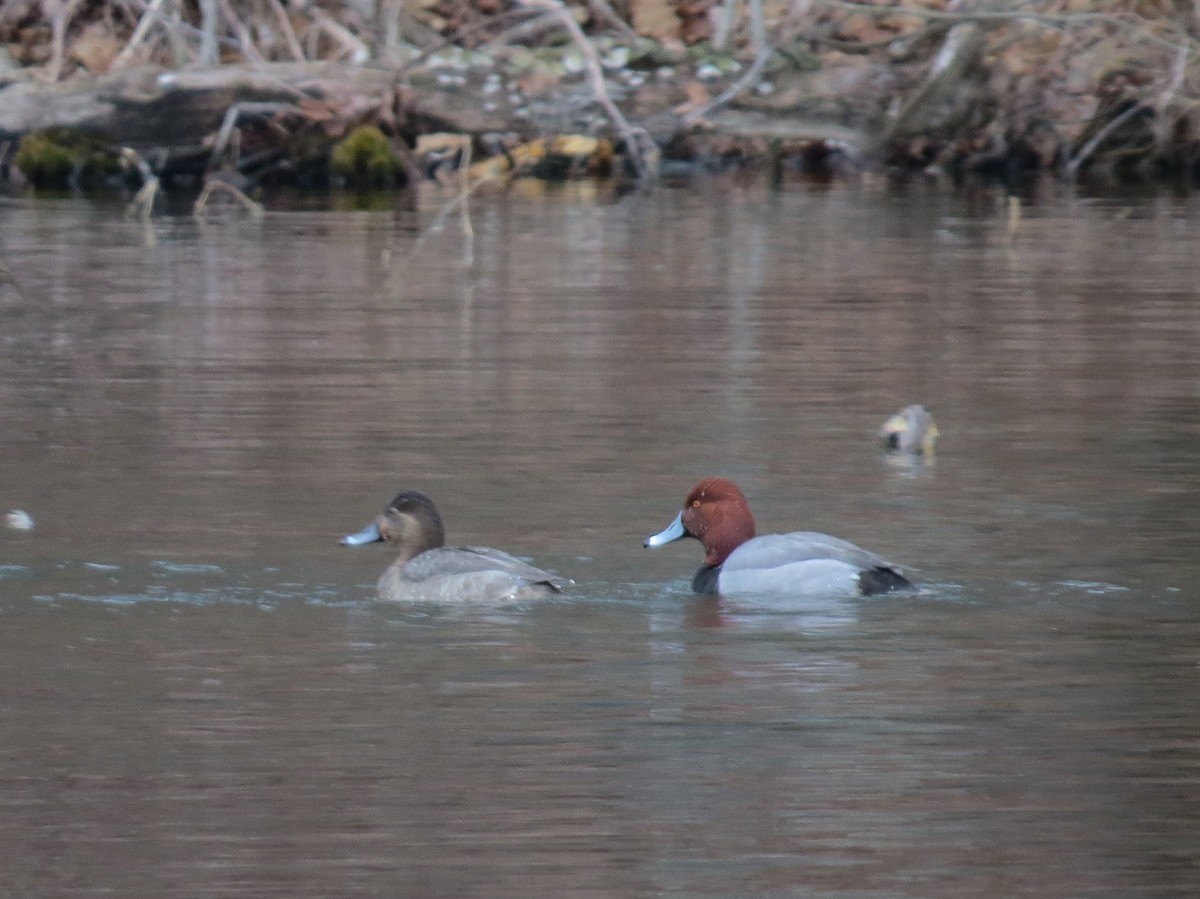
645,477 -> 913,596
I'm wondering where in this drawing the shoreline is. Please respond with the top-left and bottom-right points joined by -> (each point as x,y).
0,2 -> 1193,195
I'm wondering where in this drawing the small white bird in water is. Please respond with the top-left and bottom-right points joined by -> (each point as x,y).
880,405 -> 939,455
5,509 -> 34,531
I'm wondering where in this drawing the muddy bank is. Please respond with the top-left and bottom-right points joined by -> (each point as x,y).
0,1 -> 1194,193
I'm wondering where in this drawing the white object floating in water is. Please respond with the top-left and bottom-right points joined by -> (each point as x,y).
5,509 -> 34,531
880,404 -> 939,455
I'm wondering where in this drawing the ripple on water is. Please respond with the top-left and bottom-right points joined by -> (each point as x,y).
24,561 -> 354,608
150,560 -> 225,575
1055,579 -> 1130,595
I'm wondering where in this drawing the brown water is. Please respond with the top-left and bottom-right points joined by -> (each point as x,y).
1,181 -> 1198,897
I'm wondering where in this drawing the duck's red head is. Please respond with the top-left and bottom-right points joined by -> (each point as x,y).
680,477 -> 757,567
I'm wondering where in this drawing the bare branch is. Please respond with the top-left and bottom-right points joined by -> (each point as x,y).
112,0 -> 167,70
197,0 -> 218,66
712,0 -> 739,51
479,11 -> 561,50
881,22 -> 985,144
518,0 -> 652,182
586,0 -> 639,43
120,146 -> 160,220
193,178 -> 266,218
45,0 -> 85,83
1067,102 -> 1147,180
267,0 -> 306,62
218,0 -> 266,64
311,8 -> 371,64
684,0 -> 771,125
458,139 -> 474,267
209,101 -> 295,171
1147,41 -> 1190,155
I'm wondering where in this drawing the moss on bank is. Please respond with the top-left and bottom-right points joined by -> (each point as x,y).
329,126 -> 404,189
14,130 -> 122,190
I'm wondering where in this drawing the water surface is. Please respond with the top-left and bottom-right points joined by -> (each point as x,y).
1,182 -> 1198,896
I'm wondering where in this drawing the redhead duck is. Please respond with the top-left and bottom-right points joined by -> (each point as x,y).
644,477 -> 913,596
880,404 -> 938,455
342,489 -> 570,601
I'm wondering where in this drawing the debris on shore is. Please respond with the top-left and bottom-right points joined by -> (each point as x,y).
0,1 -> 1193,196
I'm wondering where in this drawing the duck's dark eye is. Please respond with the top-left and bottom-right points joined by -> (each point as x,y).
691,499 -> 701,508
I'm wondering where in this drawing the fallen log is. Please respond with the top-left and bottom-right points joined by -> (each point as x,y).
0,62 -> 521,151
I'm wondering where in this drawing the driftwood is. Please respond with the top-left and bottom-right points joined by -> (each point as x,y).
0,53 -> 883,186
0,64 -> 367,145
703,110 -> 867,148
0,62 -> 517,150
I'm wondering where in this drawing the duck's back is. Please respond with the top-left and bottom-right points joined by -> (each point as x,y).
719,532 -> 909,596
379,546 -> 569,602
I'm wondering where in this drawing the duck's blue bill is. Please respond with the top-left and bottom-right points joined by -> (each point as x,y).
644,512 -> 686,548
341,521 -> 382,546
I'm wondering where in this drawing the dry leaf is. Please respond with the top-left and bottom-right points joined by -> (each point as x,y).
632,0 -> 680,41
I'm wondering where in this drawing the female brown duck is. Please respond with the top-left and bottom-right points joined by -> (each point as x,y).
343,489 -> 570,601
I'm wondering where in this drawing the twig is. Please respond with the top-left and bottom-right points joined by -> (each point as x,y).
881,22 -> 985,144
311,8 -> 371,64
586,0 -> 639,43
209,101 -> 295,171
193,179 -> 266,219
392,154 -> 504,275
115,0 -> 240,58
458,140 -> 474,267
45,0 -> 85,83
121,147 -> 160,220
112,0 -> 166,69
1161,41 -> 1190,108
378,0 -> 402,62
267,0 -> 306,62
160,0 -> 192,65
518,0 -> 651,182
428,140 -> 477,230
1067,102 -> 1147,180
197,0 -> 218,66
712,0 -> 739,51
480,11 -> 561,50
411,9 -> 541,67
218,0 -> 265,64
683,0 -> 772,125
129,178 -> 159,220
1154,41 -> 1189,150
